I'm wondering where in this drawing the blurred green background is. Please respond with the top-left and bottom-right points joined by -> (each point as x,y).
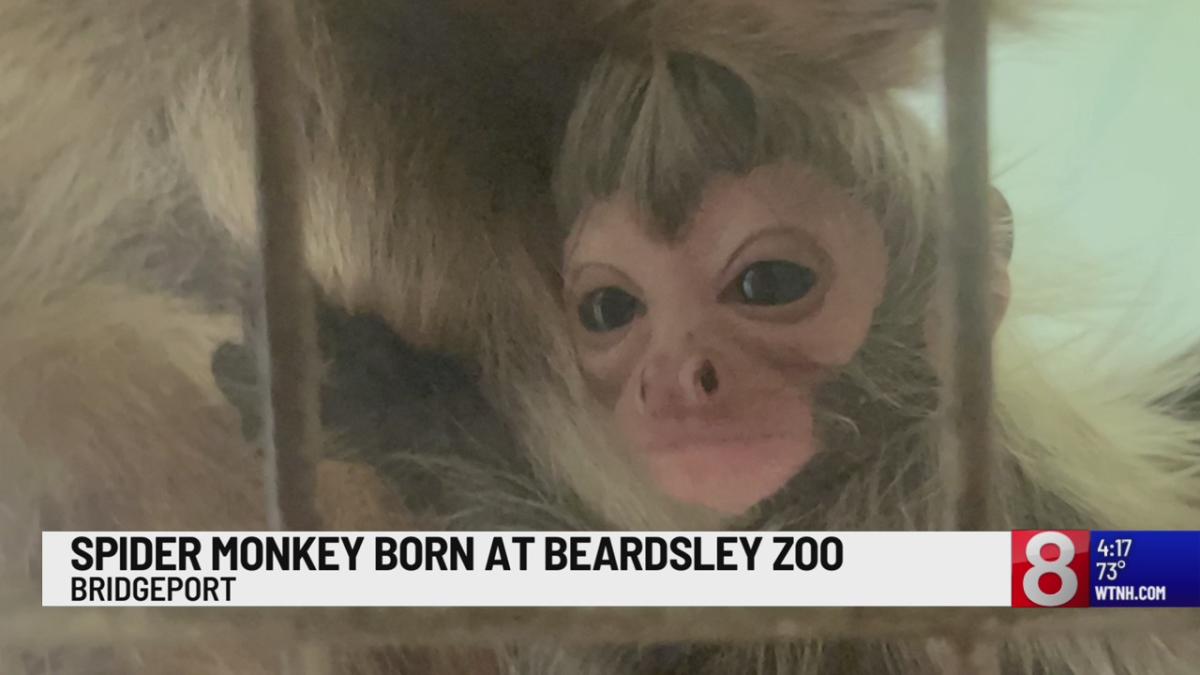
913,0 -> 1200,370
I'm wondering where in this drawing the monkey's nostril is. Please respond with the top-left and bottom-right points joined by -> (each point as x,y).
698,361 -> 718,395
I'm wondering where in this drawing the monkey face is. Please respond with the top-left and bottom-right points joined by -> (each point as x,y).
562,162 -> 888,514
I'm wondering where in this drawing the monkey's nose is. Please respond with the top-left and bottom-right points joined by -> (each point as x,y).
693,359 -> 719,398
637,356 -> 721,415
675,356 -> 720,406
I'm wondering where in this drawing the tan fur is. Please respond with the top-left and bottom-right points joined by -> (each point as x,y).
1,0 -> 1197,673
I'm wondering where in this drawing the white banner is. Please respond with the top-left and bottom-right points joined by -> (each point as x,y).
42,531 -> 1010,607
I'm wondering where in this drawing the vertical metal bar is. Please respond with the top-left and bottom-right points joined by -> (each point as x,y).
247,2 -> 328,673
247,0 -> 323,533
941,0 -> 995,533
941,0 -> 1000,671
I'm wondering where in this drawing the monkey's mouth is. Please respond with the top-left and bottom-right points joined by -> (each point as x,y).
633,424 -> 817,515
612,394 -> 818,514
636,411 -> 807,453
649,431 -> 789,452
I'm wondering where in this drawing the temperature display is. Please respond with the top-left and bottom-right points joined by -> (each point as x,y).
1094,559 -> 1125,582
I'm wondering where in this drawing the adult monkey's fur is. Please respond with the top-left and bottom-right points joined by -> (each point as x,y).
1,0 -> 1198,673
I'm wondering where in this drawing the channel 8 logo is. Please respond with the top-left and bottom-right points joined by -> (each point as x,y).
1012,530 -> 1090,607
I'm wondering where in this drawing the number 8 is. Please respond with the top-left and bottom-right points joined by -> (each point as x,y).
1023,531 -> 1078,607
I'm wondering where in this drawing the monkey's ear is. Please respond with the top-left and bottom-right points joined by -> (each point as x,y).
990,186 -> 1015,264
989,186 -> 1015,332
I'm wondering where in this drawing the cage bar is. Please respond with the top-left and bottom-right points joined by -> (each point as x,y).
940,0 -> 997,534
941,0 -> 998,670
247,0 -> 323,534
247,2 -> 329,672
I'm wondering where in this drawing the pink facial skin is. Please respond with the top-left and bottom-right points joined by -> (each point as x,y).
563,163 -> 888,515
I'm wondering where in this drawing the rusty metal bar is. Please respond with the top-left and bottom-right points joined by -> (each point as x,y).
247,0 -> 323,533
3,606 -> 1198,649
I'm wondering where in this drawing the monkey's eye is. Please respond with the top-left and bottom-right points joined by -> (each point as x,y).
578,287 -> 642,332
731,260 -> 817,306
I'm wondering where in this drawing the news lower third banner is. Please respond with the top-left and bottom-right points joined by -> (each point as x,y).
42,531 -> 1200,608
